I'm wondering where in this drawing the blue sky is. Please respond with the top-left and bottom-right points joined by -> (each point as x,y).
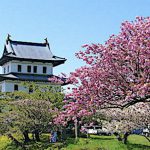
0,0 -> 149,75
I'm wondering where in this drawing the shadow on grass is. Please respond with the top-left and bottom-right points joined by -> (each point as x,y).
91,137 -> 115,140
65,138 -> 77,145
24,141 -> 63,150
3,138 -> 58,150
127,142 -> 150,150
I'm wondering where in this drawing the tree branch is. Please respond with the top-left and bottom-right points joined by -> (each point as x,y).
101,95 -> 150,110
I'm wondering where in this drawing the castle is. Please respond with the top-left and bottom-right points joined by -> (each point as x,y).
0,35 -> 66,92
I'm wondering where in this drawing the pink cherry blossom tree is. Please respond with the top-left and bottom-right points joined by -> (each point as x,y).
67,16 -> 150,110
52,17 -> 150,139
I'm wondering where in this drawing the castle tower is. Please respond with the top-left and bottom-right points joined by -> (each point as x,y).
0,35 -> 66,92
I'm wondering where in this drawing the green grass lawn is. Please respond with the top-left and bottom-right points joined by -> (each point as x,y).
63,135 -> 150,150
0,134 -> 150,150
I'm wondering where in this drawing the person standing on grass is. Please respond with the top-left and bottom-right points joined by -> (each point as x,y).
50,131 -> 58,143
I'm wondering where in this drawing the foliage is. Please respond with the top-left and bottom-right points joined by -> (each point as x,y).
53,17 -> 150,127
0,83 -> 65,145
101,102 -> 150,133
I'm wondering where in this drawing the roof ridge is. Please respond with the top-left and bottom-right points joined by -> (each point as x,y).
12,72 -> 53,76
10,40 -> 47,46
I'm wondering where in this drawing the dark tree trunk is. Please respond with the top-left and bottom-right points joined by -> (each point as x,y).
114,132 -> 122,141
34,130 -> 40,142
23,130 -> 30,143
61,128 -> 67,141
123,132 -> 130,144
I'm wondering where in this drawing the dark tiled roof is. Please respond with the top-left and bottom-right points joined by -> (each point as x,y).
0,39 -> 66,66
6,40 -> 53,60
0,73 -> 67,85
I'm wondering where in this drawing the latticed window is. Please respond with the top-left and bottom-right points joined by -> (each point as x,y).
43,66 -> 47,73
27,66 -> 31,73
33,66 -> 37,73
7,65 -> 9,72
14,84 -> 18,91
3,67 -> 6,74
18,65 -> 21,72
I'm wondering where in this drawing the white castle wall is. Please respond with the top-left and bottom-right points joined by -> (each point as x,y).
2,60 -> 53,75
0,80 -> 61,93
0,60 -> 61,93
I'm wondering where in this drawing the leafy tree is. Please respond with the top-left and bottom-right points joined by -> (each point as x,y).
101,102 -> 150,144
0,83 -> 64,145
53,17 -> 150,140
11,99 -> 55,142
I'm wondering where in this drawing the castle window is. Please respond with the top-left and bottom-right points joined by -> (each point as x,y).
27,66 -> 31,73
18,65 -> 22,72
33,66 -> 37,73
43,66 -> 47,74
4,67 -> 6,74
7,66 -> 9,72
14,84 -> 18,91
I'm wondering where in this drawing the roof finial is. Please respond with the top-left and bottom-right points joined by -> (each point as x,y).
6,34 -> 11,44
44,38 -> 50,49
